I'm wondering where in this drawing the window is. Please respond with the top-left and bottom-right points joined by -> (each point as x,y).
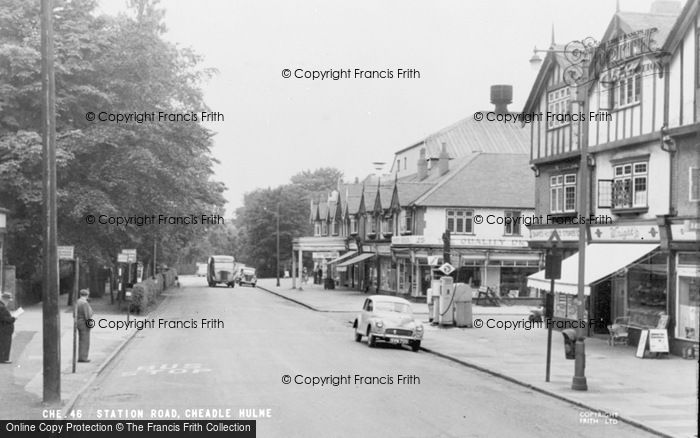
550,173 -> 576,213
331,220 -> 339,236
399,209 -> 413,234
612,74 -> 641,108
382,216 -> 393,236
547,87 -> 570,129
690,167 -> 700,202
446,209 -> 473,234
314,222 -> 322,237
350,217 -> 358,234
404,157 -> 407,170
612,161 -> 647,209
321,221 -> 328,236
504,211 -> 521,236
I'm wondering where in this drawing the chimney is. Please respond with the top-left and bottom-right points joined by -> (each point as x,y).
438,142 -> 449,176
417,148 -> 427,180
490,84 -> 513,115
649,0 -> 681,14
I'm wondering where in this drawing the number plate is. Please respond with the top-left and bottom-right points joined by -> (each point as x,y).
390,338 -> 407,345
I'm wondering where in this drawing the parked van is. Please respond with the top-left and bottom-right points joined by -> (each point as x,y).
207,255 -> 236,287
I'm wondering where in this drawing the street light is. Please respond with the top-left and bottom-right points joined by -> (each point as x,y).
265,200 -> 281,288
0,208 -> 8,297
528,37 -> 597,391
276,202 -> 280,287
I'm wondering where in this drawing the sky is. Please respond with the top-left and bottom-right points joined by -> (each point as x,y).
97,0 -> 665,213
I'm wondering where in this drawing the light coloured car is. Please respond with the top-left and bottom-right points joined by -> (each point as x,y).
236,267 -> 257,287
353,295 -> 423,352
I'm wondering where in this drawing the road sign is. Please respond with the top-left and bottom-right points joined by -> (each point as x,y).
117,254 -> 128,263
57,246 -> 74,260
121,249 -> 137,256
438,263 -> 455,275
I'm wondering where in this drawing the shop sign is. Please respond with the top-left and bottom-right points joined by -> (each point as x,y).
591,225 -> 659,242
312,251 -> 339,260
376,245 -> 391,255
670,221 -> 700,241
393,235 -> 528,247
529,228 -> 579,242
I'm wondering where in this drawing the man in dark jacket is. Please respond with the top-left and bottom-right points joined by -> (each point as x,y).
76,289 -> 94,363
0,292 -> 15,364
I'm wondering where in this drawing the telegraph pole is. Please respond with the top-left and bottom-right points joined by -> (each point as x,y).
41,0 -> 61,403
276,202 -> 280,287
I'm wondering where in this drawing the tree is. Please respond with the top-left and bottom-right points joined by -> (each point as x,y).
0,0 -> 225,294
233,167 -> 343,276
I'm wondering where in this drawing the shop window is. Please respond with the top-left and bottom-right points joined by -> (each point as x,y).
627,252 -> 667,320
504,210 -> 521,236
690,167 -> 700,202
677,276 -> 699,341
611,161 -> 648,210
446,209 -> 473,234
550,174 -> 576,213
547,87 -> 571,129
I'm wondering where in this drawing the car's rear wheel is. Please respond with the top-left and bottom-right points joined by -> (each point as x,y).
410,340 -> 421,352
367,328 -> 376,348
354,331 -> 362,342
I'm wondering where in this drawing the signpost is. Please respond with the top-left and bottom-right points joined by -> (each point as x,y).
544,230 -> 562,383
57,246 -> 74,260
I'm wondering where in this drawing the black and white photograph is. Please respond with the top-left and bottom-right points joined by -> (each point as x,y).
0,0 -> 698,437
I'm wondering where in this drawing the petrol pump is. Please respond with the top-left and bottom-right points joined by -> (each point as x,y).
437,275 -> 454,326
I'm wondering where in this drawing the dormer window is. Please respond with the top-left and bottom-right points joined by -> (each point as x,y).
331,220 -> 339,236
321,221 -> 328,236
350,217 -> 358,234
382,216 -> 393,237
314,222 -> 322,237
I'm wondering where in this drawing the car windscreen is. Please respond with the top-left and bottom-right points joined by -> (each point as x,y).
374,302 -> 411,314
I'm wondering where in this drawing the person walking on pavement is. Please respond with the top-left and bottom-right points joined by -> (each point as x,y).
76,289 -> 94,363
0,292 -> 15,364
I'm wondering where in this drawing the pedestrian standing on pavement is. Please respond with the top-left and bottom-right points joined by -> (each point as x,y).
76,289 -> 94,363
0,292 -> 15,364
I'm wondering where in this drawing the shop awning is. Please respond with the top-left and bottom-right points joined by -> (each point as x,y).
327,251 -> 357,265
527,243 -> 659,295
337,253 -> 375,267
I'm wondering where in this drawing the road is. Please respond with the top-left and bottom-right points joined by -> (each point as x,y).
73,277 -> 653,438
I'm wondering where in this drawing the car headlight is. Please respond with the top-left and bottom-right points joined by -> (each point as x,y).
375,320 -> 384,328
415,325 -> 423,332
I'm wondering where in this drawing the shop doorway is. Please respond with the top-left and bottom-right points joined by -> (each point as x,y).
592,280 -> 612,334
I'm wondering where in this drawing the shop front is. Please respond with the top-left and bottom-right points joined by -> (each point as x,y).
528,243 -> 661,336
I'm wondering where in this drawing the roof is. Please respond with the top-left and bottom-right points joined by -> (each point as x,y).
394,182 -> 435,206
614,11 -> 679,45
378,186 -> 394,210
522,44 -> 573,114
414,153 -> 535,209
402,115 -> 529,160
662,0 -> 698,54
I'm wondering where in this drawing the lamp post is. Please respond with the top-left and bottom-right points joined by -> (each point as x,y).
0,208 -> 7,297
530,37 -> 597,391
276,202 -> 280,287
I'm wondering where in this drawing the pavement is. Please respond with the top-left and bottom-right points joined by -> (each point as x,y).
0,291 -> 165,420
257,277 -> 699,438
1,277 -> 697,438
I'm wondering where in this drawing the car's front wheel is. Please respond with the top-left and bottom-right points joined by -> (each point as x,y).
410,340 -> 421,352
367,328 -> 376,348
354,331 -> 362,342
